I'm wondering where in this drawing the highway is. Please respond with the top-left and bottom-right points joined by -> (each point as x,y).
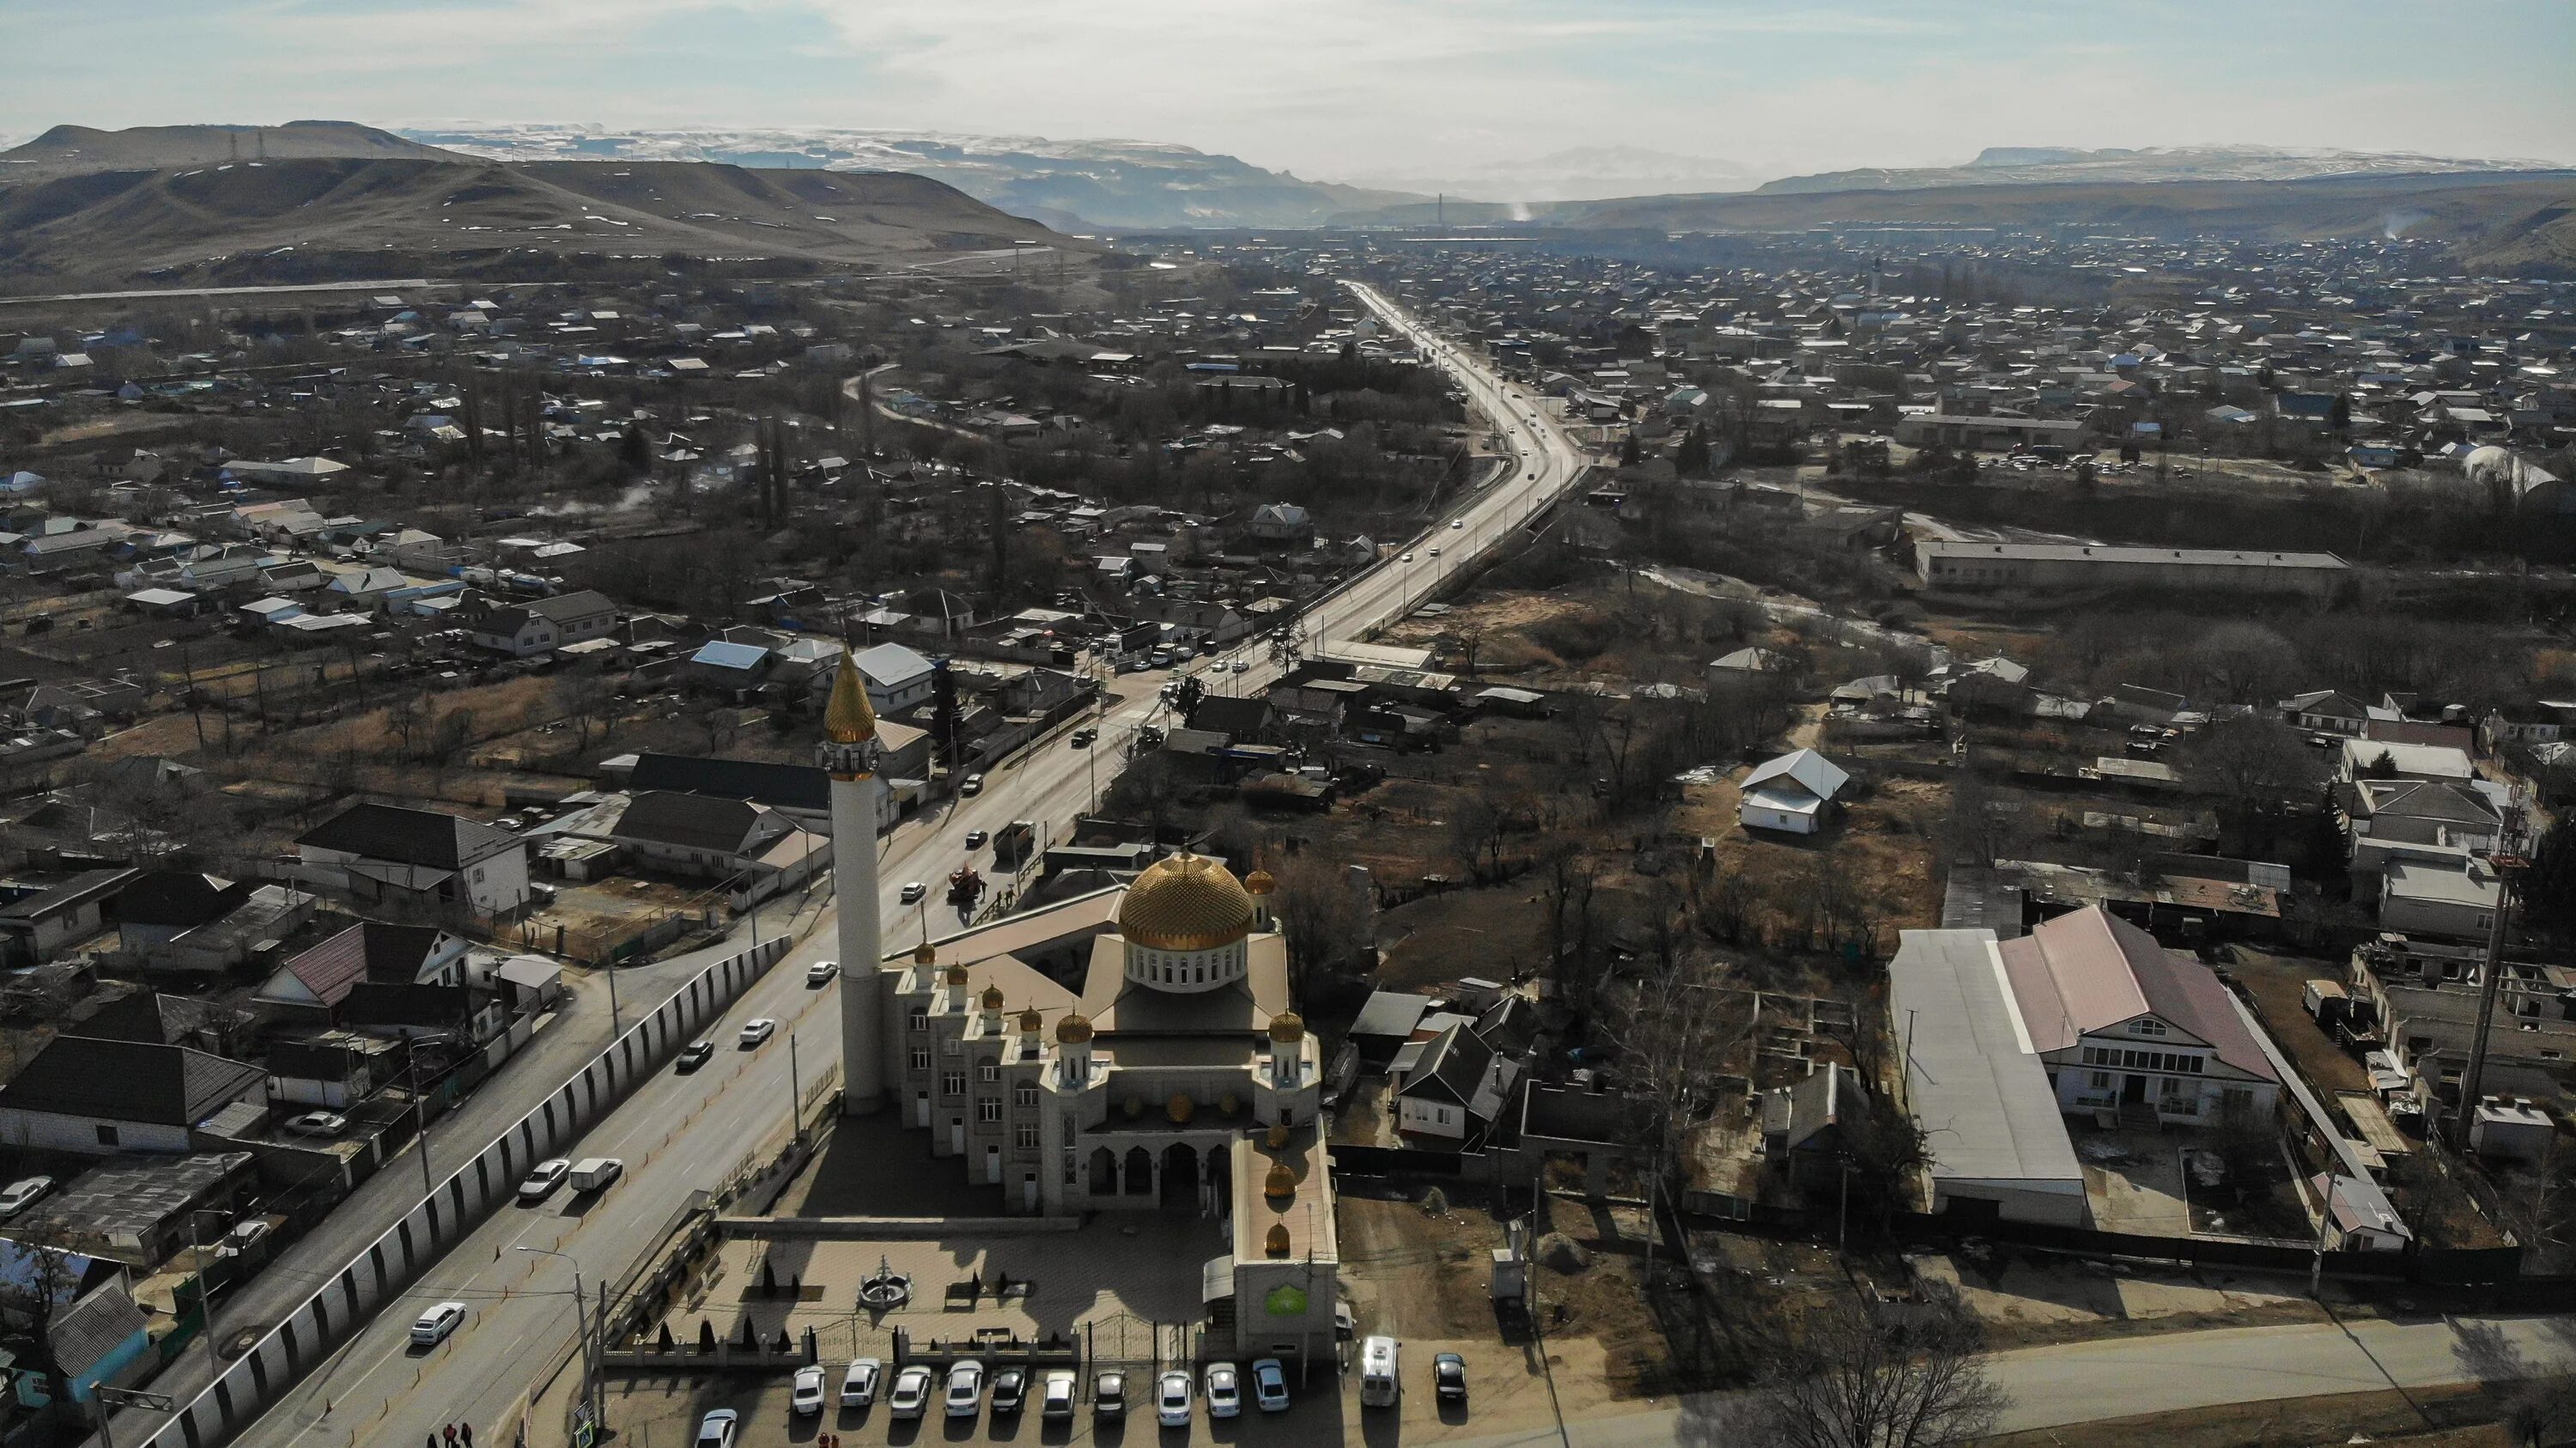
134,281 -> 1585,1448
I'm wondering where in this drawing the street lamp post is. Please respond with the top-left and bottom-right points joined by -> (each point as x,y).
519,1246 -> 601,1437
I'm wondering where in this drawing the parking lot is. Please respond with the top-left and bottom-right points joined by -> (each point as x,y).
594,1360 -> 1492,1446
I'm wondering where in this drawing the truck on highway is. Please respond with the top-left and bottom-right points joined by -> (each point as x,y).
569,1158 -> 624,1193
993,821 -> 1037,869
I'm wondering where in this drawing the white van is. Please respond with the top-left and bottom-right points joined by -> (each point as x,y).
1359,1335 -> 1400,1408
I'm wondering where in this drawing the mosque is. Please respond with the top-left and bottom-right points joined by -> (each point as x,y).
817,649 -> 1341,1360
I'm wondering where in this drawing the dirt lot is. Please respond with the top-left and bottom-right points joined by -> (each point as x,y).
1337,1186 -> 1741,1404
2227,947 -> 2370,1095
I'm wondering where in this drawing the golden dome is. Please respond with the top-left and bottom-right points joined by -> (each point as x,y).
1268,1012 -> 1305,1043
912,940 -> 937,966
1055,1013 -> 1094,1044
823,647 -> 878,747
1166,1093 -> 1194,1124
1018,1007 -> 1045,1033
1244,868 -> 1276,896
1263,1162 -> 1296,1199
980,984 -> 1005,1011
1266,1122 -> 1290,1149
1264,1224 -> 1291,1257
943,961 -> 969,987
1117,852 -> 1255,952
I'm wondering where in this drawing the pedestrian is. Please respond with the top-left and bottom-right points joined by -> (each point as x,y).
443,1426 -> 458,1447
461,1427 -> 475,1448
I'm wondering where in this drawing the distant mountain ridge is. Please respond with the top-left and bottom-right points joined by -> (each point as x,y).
0,154 -> 1084,295
401,125 -> 1426,230
1756,143 -> 2566,194
0,120 -> 464,176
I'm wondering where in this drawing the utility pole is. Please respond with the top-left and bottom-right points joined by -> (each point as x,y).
2311,1165 -> 2337,1296
408,1051 -> 435,1200
788,1032 -> 803,1139
2452,846 -> 2528,1148
519,1248 -> 599,1441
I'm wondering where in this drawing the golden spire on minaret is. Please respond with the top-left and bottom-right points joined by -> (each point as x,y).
822,645 -> 879,780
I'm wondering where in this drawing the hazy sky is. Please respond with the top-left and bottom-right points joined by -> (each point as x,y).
9,0 -> 2573,182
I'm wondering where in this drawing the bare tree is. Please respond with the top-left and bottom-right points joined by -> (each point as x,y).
1736,1286 -> 2007,1448
1609,958 -> 1745,1265
2184,715 -> 2324,854
1271,851 -> 1370,1002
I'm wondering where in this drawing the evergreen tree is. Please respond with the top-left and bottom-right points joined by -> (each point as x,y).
1619,432 -> 1643,467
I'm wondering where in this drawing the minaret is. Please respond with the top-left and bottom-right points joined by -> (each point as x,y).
821,647 -> 886,1114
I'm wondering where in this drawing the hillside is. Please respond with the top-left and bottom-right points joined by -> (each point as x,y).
0,156 -> 1091,293
0,121 -> 465,178
1755,143 -> 2566,194
1326,172 -> 2576,275
401,125 -> 1426,229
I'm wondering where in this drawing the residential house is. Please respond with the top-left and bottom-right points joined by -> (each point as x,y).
2341,739 -> 2475,785
294,802 -> 531,916
0,1037 -> 265,1155
852,642 -> 938,714
252,922 -> 471,1019
2379,859 -> 2501,941
610,791 -> 827,891
1392,1023 -> 1521,1147
0,869 -> 134,967
1760,1062 -> 1866,1194
2282,689 -> 2372,737
1737,749 -> 1850,836
469,588 -> 618,658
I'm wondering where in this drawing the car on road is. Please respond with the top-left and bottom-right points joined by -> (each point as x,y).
1204,1361 -> 1242,1418
694,1408 -> 738,1448
805,960 -> 838,986
791,1365 -> 827,1415
515,1159 -> 571,1204
410,1301 -> 466,1347
738,1018 -> 777,1048
0,1177 -> 52,1220
964,828 -> 988,849
887,1365 -> 936,1420
675,1040 -> 714,1073
1399,551 -> 1414,562
1157,1369 -> 1193,1427
1041,1369 -> 1078,1419
945,1360 -> 985,1418
899,881 -> 927,904
1435,1352 -> 1468,1402
219,1218 -> 271,1256
959,773 -> 984,796
282,1110 -> 347,1137
1451,519 -> 1465,529
1094,1370 -> 1127,1420
1430,545 -> 1442,557
1148,649 -> 1173,667
841,1357 -> 881,1407
990,1366 -> 1027,1415
1230,658 -> 1249,672
1252,1358 -> 1290,1412
1071,727 -> 1096,748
